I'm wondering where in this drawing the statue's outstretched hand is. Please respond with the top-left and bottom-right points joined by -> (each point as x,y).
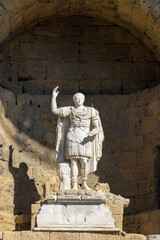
52,86 -> 59,98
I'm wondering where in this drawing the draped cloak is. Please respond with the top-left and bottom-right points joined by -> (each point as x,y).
55,106 -> 104,174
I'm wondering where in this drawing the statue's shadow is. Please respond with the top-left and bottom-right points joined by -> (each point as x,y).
8,145 -> 40,230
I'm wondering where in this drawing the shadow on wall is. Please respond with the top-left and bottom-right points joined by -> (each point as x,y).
155,145 -> 160,209
8,145 -> 40,230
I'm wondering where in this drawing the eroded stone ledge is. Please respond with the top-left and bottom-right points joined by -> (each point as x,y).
2,231 -> 146,240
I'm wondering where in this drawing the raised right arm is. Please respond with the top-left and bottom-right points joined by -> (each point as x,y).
51,86 -> 61,115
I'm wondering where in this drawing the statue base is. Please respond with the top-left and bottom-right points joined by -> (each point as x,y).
34,195 -> 120,232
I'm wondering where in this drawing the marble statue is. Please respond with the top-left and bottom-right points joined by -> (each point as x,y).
35,90 -> 121,232
51,86 -> 104,190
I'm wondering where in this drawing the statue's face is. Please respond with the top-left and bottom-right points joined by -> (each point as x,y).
73,94 -> 85,106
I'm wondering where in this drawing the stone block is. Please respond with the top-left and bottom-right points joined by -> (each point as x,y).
105,135 -> 144,153
143,34 -> 155,52
101,1 -> 117,24
108,203 -> 124,216
0,0 -> 22,15
23,80 -> 44,95
0,44 -> 10,62
112,181 -> 139,198
0,211 -> 15,231
10,10 -> 24,35
78,0 -> 102,18
155,62 -> 160,81
114,215 -> 123,230
148,100 -> 160,117
37,42 -> 79,61
125,234 -> 146,240
114,62 -> 131,81
32,203 -> 41,215
3,232 -> 21,240
54,0 -> 70,17
79,79 -> 101,94
21,231 -> 49,240
141,118 -> 157,134
112,26 -> 139,44
116,0 -> 134,25
50,232 -> 80,240
22,1 -> 38,29
86,62 -> 113,80
10,42 -> 38,61
148,24 -> 160,50
102,77 -> 122,95
0,62 -> 14,83
0,232 -> 2,240
130,63 -> 155,83
37,1 -> 54,22
80,43 -> 129,62
107,203 -> 124,230
22,0 -> 37,11
80,233 -> 118,240
147,235 -> 160,240
0,100 -> 7,116
47,61 -> 85,81
131,4 -> 148,34
130,44 -> 156,63
2,82 -> 23,95
138,180 -> 155,195
43,79 -> 79,95
31,203 -> 41,230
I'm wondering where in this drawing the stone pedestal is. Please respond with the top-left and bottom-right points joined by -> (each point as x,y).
34,195 -> 120,232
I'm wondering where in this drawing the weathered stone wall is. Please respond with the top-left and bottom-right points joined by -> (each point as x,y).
0,15 -> 160,234
0,16 -> 159,95
1,83 -> 160,231
124,209 -> 160,235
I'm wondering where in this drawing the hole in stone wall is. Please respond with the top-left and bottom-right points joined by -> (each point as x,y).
17,77 -> 32,82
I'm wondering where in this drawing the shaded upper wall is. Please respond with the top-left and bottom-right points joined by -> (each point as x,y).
1,0 -> 160,61
0,16 -> 160,95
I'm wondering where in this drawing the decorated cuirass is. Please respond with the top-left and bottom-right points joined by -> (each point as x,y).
56,106 -> 104,173
67,107 -> 91,144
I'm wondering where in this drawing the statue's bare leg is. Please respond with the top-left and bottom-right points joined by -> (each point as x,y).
71,159 -> 78,190
80,158 -> 91,190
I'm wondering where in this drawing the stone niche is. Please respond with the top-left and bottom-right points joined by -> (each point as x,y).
0,16 -> 159,96
0,15 -> 160,235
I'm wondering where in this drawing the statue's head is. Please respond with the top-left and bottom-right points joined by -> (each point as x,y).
73,93 -> 85,106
